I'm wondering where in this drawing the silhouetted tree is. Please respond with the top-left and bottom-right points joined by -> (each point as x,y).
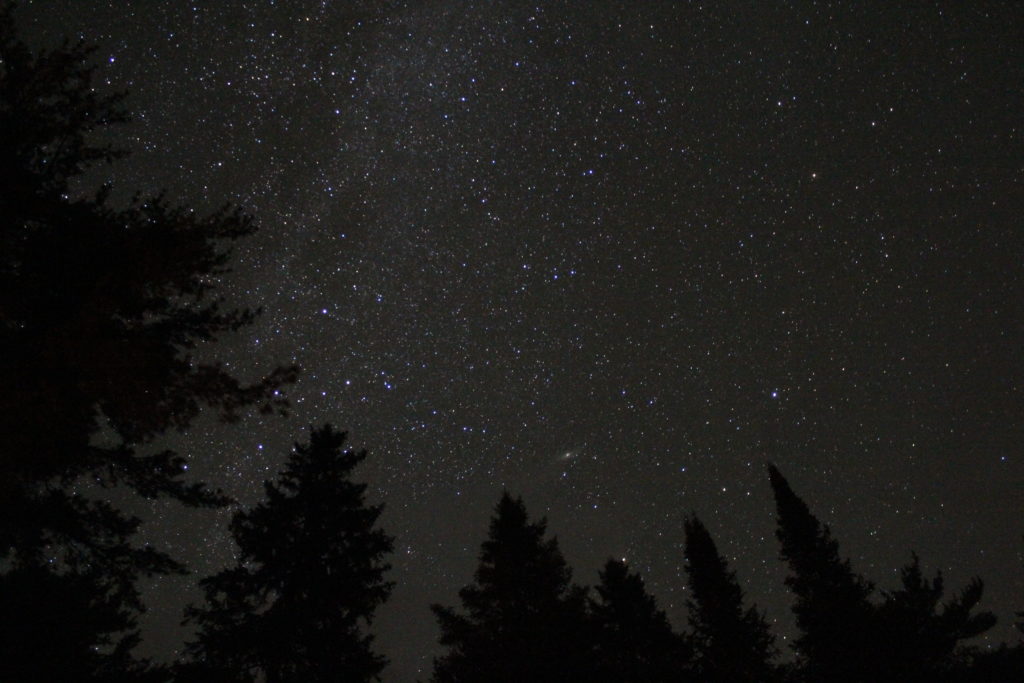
0,2 -> 293,675
183,425 -> 394,682
683,515 -> 778,682
0,482 -> 192,677
767,464 -> 879,682
0,0 -> 294,512
431,492 -> 591,682
589,558 -> 692,682
874,553 -> 996,681
0,564 -> 173,682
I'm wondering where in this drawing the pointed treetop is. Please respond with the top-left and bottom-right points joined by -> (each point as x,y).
684,513 -> 777,682
184,424 -> 393,682
593,557 -> 672,632
430,492 -> 592,682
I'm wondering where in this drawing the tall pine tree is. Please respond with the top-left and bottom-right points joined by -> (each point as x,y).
767,464 -> 879,682
0,2 -> 293,676
589,558 -> 692,683
0,0 -> 294,509
431,492 -> 591,683
183,425 -> 394,682
683,515 -> 777,682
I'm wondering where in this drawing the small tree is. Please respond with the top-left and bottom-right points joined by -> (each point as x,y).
589,558 -> 691,682
431,492 -> 591,683
184,425 -> 394,682
683,515 -> 777,682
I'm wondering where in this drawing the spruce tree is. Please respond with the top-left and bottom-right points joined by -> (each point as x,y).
0,492 -> 183,681
0,2 -> 293,675
431,492 -> 591,683
183,425 -> 394,682
683,515 -> 777,682
767,464 -> 878,682
875,553 -> 996,681
0,565 -> 173,683
0,0 -> 294,507
589,558 -> 692,683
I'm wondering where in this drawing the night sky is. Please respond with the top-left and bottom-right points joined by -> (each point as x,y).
19,1 -> 1024,680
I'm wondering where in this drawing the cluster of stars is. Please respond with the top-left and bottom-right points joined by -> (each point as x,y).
21,1 -> 1024,679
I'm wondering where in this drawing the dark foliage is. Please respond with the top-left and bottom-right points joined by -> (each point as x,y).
768,464 -> 880,682
683,515 -> 778,682
431,492 -> 592,683
0,2 -> 295,675
875,553 -> 996,681
0,486 -> 188,677
0,1 -> 295,498
589,558 -> 692,682
183,425 -> 394,682
960,643 -> 1024,683
0,564 -> 172,682
768,464 -> 1003,682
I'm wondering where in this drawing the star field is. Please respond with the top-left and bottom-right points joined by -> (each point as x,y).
19,2 -> 1024,680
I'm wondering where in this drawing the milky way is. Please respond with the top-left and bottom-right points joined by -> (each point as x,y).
20,2 -> 1023,680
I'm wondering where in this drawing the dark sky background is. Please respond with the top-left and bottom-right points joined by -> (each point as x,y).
19,1 -> 1024,680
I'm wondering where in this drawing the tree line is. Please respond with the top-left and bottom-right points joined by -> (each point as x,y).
1,4 -> 1021,681
179,425 -> 1024,682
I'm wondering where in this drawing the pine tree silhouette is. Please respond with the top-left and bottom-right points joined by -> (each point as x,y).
0,2 -> 294,675
767,464 -> 879,682
431,492 -> 591,683
183,425 -> 394,682
0,565 -> 172,682
0,1 -> 294,505
875,553 -> 996,681
683,515 -> 778,682
589,558 -> 692,682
